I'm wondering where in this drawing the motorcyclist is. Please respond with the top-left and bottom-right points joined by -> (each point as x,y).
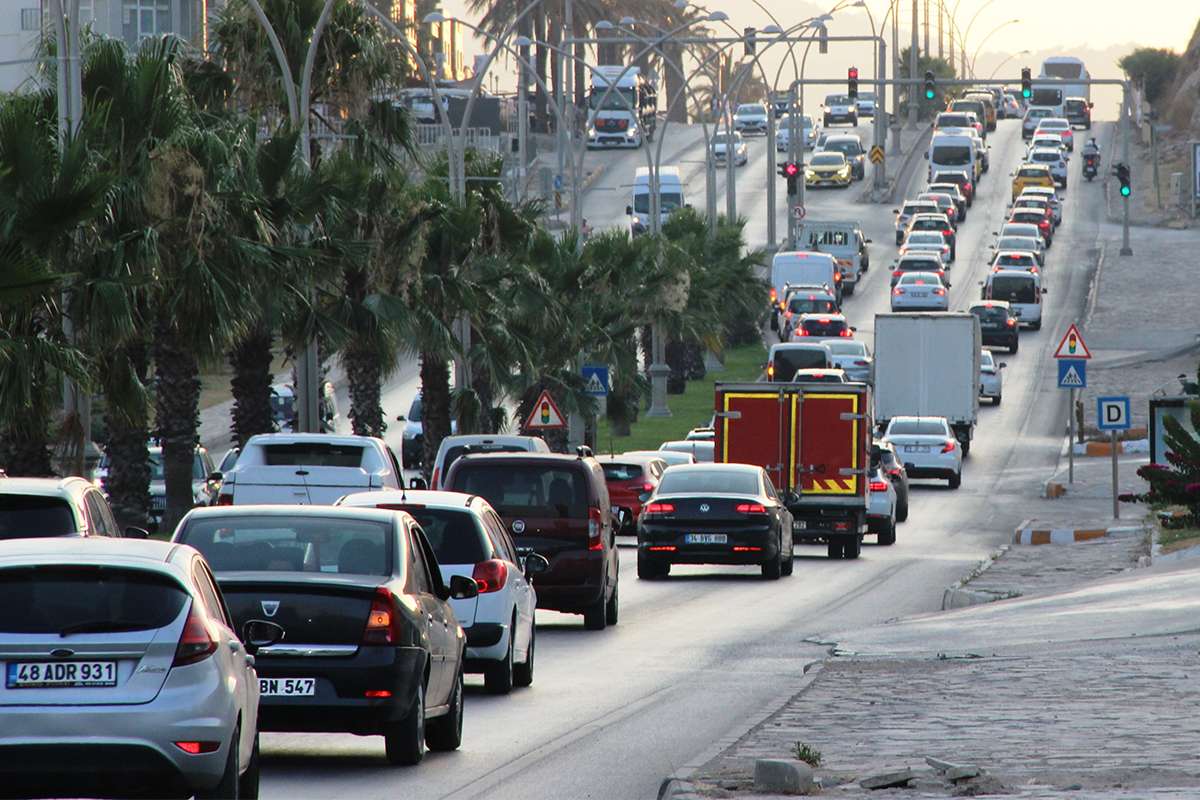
1082,137 -> 1101,163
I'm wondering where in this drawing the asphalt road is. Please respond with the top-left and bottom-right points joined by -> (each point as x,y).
258,117 -> 1110,800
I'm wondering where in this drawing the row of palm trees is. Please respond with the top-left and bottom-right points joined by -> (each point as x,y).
0,2 -> 765,534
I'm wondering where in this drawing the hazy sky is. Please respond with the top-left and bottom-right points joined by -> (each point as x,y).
439,0 -> 1198,116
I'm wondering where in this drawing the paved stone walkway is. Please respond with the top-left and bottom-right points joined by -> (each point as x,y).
963,533 -> 1148,599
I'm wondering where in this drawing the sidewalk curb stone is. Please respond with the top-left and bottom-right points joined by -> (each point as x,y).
941,545 -> 1011,609
1012,521 -> 1146,545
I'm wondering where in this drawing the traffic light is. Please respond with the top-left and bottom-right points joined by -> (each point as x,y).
1021,67 -> 1032,99
744,27 -> 756,57
782,161 -> 800,196
1115,163 -> 1132,197
848,66 -> 859,100
923,70 -> 936,101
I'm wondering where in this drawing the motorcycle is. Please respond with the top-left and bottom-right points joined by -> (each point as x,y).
1083,153 -> 1098,182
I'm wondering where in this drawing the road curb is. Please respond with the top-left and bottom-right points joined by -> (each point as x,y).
1012,520 -> 1147,545
659,660 -> 828,799
941,545 -> 1012,609
885,123 -> 934,206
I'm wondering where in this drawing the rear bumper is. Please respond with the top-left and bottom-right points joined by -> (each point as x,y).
980,330 -> 1018,348
903,464 -> 958,479
0,743 -> 199,799
530,550 -> 610,613
788,505 -> 867,541
255,645 -> 425,734
638,523 -> 780,565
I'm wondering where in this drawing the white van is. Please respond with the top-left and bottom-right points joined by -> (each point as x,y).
770,250 -> 841,310
796,221 -> 869,296
628,166 -> 685,235
429,434 -> 551,490
982,270 -> 1046,330
927,132 -> 977,182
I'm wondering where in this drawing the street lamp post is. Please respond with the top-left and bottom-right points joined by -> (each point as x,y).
987,49 -> 1030,81
968,20 -> 1020,80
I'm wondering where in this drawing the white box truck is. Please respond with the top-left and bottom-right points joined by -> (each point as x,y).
873,312 -> 982,453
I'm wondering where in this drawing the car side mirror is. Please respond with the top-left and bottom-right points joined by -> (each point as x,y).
892,209 -> 899,214
409,477 -> 428,490
625,205 -> 634,215
396,414 -> 406,422
1042,288 -> 1048,294
124,526 -> 150,540
865,238 -> 872,244
242,619 -> 285,654
850,326 -> 857,332
783,491 -> 801,506
999,362 -> 1008,369
208,471 -> 223,483
524,553 -> 550,576
448,574 -> 479,600
977,280 -> 985,286
991,231 -> 999,236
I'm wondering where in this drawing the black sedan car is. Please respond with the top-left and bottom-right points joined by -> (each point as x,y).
872,439 -> 909,522
173,505 -> 478,767
637,464 -> 794,580
968,300 -> 1020,353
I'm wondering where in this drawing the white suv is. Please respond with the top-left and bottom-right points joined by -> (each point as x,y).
337,490 -> 545,694
0,476 -> 144,540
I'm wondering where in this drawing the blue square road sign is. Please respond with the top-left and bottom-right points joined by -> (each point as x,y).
1097,396 -> 1131,431
1057,359 -> 1086,389
582,364 -> 610,396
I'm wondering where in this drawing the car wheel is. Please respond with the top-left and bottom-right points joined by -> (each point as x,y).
384,682 -> 426,766
426,668 -> 464,752
949,471 -> 962,490
583,590 -> 608,630
513,620 -> 535,688
878,520 -> 896,546
897,497 -> 909,522
483,626 -> 515,695
1010,339 -> 1019,354
994,394 -> 1002,406
895,232 -> 904,245
605,581 -> 619,625
238,732 -> 260,799
827,540 -> 843,559
197,727 -> 240,799
761,549 -> 782,580
781,537 -> 795,576
844,536 -> 862,559
1031,319 -> 1042,331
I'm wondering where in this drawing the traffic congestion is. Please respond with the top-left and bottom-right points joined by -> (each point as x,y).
0,33 -> 1118,800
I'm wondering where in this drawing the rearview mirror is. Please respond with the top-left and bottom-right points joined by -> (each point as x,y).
524,553 -> 550,576
449,574 -> 479,600
242,619 -> 285,654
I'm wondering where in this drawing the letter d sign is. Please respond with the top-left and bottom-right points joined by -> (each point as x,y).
1096,397 -> 1131,431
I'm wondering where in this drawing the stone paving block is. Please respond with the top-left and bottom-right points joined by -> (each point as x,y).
753,759 -> 814,795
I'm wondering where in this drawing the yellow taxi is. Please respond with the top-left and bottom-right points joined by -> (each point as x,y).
1011,163 -> 1055,201
805,151 -> 853,188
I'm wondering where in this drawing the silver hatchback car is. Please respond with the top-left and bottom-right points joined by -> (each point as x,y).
0,538 -> 281,798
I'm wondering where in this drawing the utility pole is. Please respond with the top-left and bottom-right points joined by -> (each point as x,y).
922,0 -> 929,57
890,7 -> 901,154
908,0 -> 919,127
872,39 -> 888,195
936,2 -> 943,60
1120,83 -> 1133,256
766,101 -> 777,248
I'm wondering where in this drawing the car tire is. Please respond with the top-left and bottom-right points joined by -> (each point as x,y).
994,394 -> 1002,406
827,540 -> 843,559
514,622 -> 535,687
897,497 -> 909,522
761,550 -> 782,580
844,536 -> 862,559
384,683 -> 426,766
949,471 -> 962,490
605,581 -> 619,625
1010,340 -> 1019,354
484,627 -> 515,695
197,727 -> 240,799
637,552 -> 668,579
238,733 -> 260,799
781,548 -> 794,576
426,668 -> 464,752
878,520 -> 896,546
583,591 -> 608,630
1031,319 -> 1042,331
895,232 -> 904,245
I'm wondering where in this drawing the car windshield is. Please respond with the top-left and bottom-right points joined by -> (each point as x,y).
811,153 -> 844,166
261,443 -> 365,468
452,464 -> 588,519
736,105 -> 764,115
825,95 -> 850,105
992,275 -> 1037,303
145,452 -> 206,482
657,470 -> 760,495
937,114 -> 972,127
929,185 -> 961,197
997,253 -> 1035,265
824,139 -> 862,156
889,420 -> 948,436
443,443 -> 528,476
999,237 -> 1039,251
859,92 -> 875,101
902,203 -> 936,216
712,134 -> 739,146
408,395 -> 422,422
1031,151 -> 1059,163
1012,212 -> 1042,224
633,192 -> 683,214
0,495 -> 76,539
399,509 -> 488,565
898,258 -> 941,271
601,463 -> 643,481
931,145 -> 971,165
981,351 -> 995,368
971,305 -> 1010,324
1041,120 -> 1068,130
1018,168 -> 1048,178
0,566 -> 187,634
179,515 -> 394,574
787,295 -> 837,314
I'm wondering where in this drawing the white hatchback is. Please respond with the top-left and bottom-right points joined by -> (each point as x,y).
883,416 -> 963,489
336,490 -> 543,694
1026,148 -> 1068,187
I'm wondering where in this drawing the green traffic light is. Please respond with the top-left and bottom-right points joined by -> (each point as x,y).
1022,89 -> 1031,99
1120,185 -> 1131,197
925,90 -> 935,100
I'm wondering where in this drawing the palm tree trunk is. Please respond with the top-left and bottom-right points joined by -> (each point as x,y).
153,311 -> 201,534
573,15 -> 587,108
419,353 -> 452,477
664,44 -> 688,124
229,324 -> 275,448
101,342 -> 151,529
345,341 -> 384,437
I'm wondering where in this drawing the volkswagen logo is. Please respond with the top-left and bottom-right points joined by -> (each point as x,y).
699,503 -> 710,513
512,519 -> 526,534
261,600 -> 280,617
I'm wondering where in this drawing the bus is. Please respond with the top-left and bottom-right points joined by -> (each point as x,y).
1039,57 -> 1090,102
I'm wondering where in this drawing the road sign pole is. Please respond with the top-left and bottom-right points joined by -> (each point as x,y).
1111,429 -> 1120,519
1070,389 -> 1078,482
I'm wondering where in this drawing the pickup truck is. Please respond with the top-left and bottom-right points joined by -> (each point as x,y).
215,433 -> 404,506
714,381 -> 872,559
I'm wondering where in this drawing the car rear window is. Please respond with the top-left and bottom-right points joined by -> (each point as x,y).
658,470 -> 760,495
443,444 -> 527,475
773,348 -> 829,376
992,276 -> 1037,303
971,305 -> 1009,324
402,509 -> 488,565
450,465 -> 588,519
261,444 -> 365,468
899,258 -> 941,272
889,421 -> 948,436
801,318 -> 848,336
178,515 -> 393,574
0,495 -> 78,539
0,566 -> 187,634
602,463 -> 643,481
787,296 -> 837,315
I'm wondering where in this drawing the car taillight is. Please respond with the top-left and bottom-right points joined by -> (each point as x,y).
1006,318 -> 1017,327
943,229 -> 953,237
892,270 -> 903,278
736,502 -> 767,514
767,363 -> 775,378
785,310 -> 793,319
644,502 -> 675,514
839,329 -> 852,337
941,440 -> 957,453
869,480 -> 888,492
833,272 -> 842,282
472,559 -> 509,593
588,506 -> 603,551
964,182 -> 972,193
216,493 -> 233,506
363,588 -> 400,645
933,288 -> 946,296
887,468 -> 902,477
854,359 -> 869,366
175,741 -> 221,755
798,329 -> 810,336
173,603 -> 217,667
893,288 -> 904,295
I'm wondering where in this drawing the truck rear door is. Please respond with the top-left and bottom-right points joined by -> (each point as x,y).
793,386 -> 868,500
714,384 -> 796,492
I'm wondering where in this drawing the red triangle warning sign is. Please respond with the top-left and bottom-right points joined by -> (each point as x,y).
1053,324 -> 1091,359
523,390 -> 567,430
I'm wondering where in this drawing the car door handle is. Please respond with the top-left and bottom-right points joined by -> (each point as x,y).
229,640 -> 242,653
244,654 -> 255,668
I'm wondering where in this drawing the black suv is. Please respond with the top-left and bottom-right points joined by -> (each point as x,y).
968,301 -> 1020,353
444,453 -> 620,630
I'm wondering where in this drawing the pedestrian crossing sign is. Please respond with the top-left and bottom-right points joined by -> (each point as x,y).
524,389 -> 567,430
1057,359 -> 1087,389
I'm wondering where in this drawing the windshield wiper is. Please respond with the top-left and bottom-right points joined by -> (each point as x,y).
59,620 -> 150,637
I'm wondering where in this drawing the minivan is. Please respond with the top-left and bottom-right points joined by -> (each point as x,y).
444,453 -> 620,630
770,251 -> 841,321
982,270 -> 1046,330
766,342 -> 834,381
628,166 -> 685,236
927,132 -> 978,182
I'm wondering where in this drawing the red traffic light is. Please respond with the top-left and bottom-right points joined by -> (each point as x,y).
848,67 -> 859,80
783,162 -> 800,177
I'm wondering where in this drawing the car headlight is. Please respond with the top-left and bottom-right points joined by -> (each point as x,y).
627,125 -> 638,135
838,167 -> 850,177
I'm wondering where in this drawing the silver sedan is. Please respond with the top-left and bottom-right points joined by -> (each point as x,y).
890,272 -> 949,312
